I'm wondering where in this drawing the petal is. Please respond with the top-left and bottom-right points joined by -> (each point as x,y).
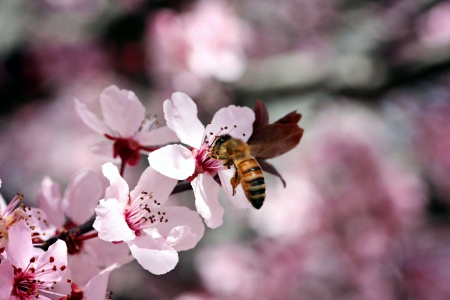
100,85 -> 146,137
0,194 -> 6,215
84,267 -> 112,300
89,141 -> 120,163
38,176 -> 65,228
94,199 -> 135,242
27,208 -> 57,240
83,238 -> 133,268
62,169 -> 102,225
6,220 -> 33,268
74,98 -> 110,135
148,145 -> 196,180
128,236 -> 178,275
102,163 -> 129,207
0,260 -> 13,300
67,253 -> 101,288
163,93 -> 205,149
130,166 -> 178,206
35,240 -> 68,282
219,169 -> 253,209
144,206 -> 205,251
137,126 -> 180,146
207,105 -> 255,143
192,174 -> 224,228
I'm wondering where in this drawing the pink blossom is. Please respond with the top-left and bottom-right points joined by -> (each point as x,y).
148,92 -> 255,228
75,85 -> 178,171
0,220 -> 68,300
0,192 -> 27,250
33,170 -> 132,287
147,0 -> 249,96
93,162 -> 204,274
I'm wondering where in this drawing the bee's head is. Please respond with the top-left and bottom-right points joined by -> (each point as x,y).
211,134 -> 232,151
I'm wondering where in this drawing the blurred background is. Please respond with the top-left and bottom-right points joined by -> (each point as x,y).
1,0 -> 450,299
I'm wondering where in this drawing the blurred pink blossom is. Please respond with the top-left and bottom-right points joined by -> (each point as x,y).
147,0 -> 250,97
418,2 -> 450,48
413,101 -> 450,204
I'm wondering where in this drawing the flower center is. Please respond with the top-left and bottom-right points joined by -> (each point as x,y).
12,272 -> 36,297
124,191 -> 169,234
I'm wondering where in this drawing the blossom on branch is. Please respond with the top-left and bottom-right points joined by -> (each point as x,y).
75,85 -> 178,172
0,220 -> 68,300
93,162 -> 204,274
33,170 -> 132,287
148,92 -> 255,228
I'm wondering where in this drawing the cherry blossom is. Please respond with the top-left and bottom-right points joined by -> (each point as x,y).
0,220 -> 68,300
148,92 -> 255,228
0,192 -> 27,250
93,162 -> 204,275
33,170 -> 132,287
75,85 -> 178,173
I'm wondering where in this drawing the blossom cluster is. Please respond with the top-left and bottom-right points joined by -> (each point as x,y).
0,85 -> 302,299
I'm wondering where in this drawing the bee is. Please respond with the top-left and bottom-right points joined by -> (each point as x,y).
209,134 -> 265,209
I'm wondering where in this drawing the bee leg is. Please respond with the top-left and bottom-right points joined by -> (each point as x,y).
230,170 -> 240,196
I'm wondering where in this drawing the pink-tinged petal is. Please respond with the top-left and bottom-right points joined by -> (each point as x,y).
219,169 -> 253,209
144,206 -> 204,251
163,93 -> 205,149
84,267 -> 112,300
128,236 -> 178,275
6,220 -> 33,268
27,208 -> 57,240
68,252 -> 101,288
74,98 -> 110,135
208,105 -> 255,142
83,238 -> 133,268
100,85 -> 145,137
35,240 -> 67,282
0,260 -> 13,300
102,163 -> 129,207
192,174 -> 224,228
148,145 -> 196,180
38,176 -> 65,228
94,199 -> 135,242
62,169 -> 102,224
130,166 -> 178,206
89,141 -> 120,163
137,126 -> 180,146
0,194 -> 6,215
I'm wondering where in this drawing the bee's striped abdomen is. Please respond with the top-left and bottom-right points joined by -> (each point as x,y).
238,158 -> 266,209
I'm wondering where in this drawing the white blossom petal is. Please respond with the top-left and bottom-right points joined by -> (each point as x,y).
219,169 -> 253,209
35,240 -> 67,282
38,176 -> 65,228
100,85 -> 146,137
89,141 -> 120,163
74,99 -> 110,135
0,260 -> 13,299
192,174 -> 224,228
130,166 -> 178,206
94,199 -> 135,242
148,145 -> 196,180
208,105 -> 255,142
5,220 -> 33,268
144,206 -> 205,251
63,169 -> 102,225
128,236 -> 179,275
102,163 -> 129,207
137,126 -> 179,146
84,266 -> 113,300
163,93 -> 205,149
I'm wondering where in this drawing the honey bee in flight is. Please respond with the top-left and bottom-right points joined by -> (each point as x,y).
209,134 -> 265,209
